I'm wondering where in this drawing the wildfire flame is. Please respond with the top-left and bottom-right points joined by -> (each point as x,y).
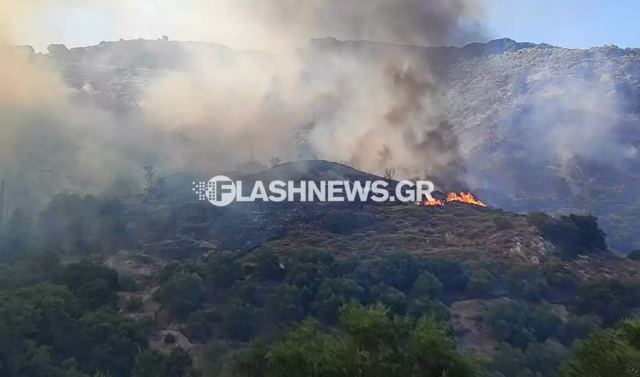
417,197 -> 444,206
416,192 -> 486,207
445,192 -> 486,207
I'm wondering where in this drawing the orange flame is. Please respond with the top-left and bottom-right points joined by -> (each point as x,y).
417,197 -> 444,206
416,192 -> 486,207
445,192 -> 487,207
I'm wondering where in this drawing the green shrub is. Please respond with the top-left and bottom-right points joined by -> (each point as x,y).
466,268 -> 497,298
559,317 -> 640,377
186,309 -> 220,343
222,302 -> 257,341
153,272 -> 204,319
206,252 -> 243,289
528,212 -> 607,257
322,210 -> 372,234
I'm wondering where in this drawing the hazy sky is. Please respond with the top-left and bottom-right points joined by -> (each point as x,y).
482,0 -> 640,48
9,0 -> 640,51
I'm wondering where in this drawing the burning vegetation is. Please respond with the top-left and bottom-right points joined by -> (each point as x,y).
417,191 -> 487,207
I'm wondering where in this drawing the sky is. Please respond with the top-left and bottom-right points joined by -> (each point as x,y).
6,0 -> 640,51
481,0 -> 640,48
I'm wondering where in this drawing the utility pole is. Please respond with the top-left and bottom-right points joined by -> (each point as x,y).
250,136 -> 255,162
0,179 -> 5,230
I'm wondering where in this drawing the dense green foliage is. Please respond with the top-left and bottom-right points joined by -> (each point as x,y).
559,317 -> 640,377
0,253 -> 197,377
0,193 -> 638,377
528,212 -> 607,257
0,256 -> 139,377
232,302 -> 482,377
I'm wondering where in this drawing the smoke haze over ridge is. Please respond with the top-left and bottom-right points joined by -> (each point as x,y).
0,0 -> 484,214
2,1 -> 640,253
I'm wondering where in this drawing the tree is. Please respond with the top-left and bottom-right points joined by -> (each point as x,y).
466,268 -> 497,298
222,302 -> 257,341
231,341 -> 269,377
132,349 -> 195,377
383,168 -> 396,180
267,284 -> 306,323
409,315 -> 481,377
269,157 -> 282,168
323,210 -> 362,235
311,278 -> 365,323
372,253 -> 423,292
143,165 -> 156,193
254,249 -> 285,281
559,317 -> 640,377
186,309 -> 219,343
369,284 -> 408,315
411,271 -> 443,298
60,260 -> 120,310
206,252 -> 243,290
484,299 -> 536,349
528,212 -> 607,257
132,350 -> 166,377
154,272 -> 204,319
1,209 -> 33,262
37,194 -> 133,256
627,249 -> 640,260
265,319 -> 356,377
232,302 -> 482,377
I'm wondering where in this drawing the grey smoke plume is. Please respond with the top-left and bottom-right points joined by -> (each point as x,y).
238,0 -> 483,47
0,0 -> 484,213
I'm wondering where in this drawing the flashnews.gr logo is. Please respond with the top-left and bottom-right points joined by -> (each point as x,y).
193,176 -> 237,207
194,176 -> 436,207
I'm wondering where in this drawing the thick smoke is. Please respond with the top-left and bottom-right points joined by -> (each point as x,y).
137,0 -> 482,186
219,0 -> 483,48
0,0 -> 483,215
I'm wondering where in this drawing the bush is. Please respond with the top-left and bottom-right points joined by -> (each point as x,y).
369,284 -> 408,315
424,259 -> 468,291
411,271 -> 443,298
231,302 -> 482,377
311,278 -> 365,323
267,284 -> 306,323
222,302 -> 257,341
132,349 -> 195,377
254,248 -> 286,281
230,279 -> 262,306
186,309 -> 220,343
575,279 -> 640,325
322,210 -> 372,234
560,315 -> 600,344
371,253 -> 423,291
494,217 -> 514,230
207,252 -> 243,290
530,305 -> 563,342
485,299 -> 536,349
627,249 -> 640,260
528,212 -> 607,257
125,296 -> 144,312
558,317 -> 640,377
504,265 -> 549,301
466,268 -> 497,298
153,272 -> 204,319
491,341 -> 568,377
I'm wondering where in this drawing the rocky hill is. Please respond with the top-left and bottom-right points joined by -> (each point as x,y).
101,160 -> 639,372
2,158 -> 639,377
26,37 -> 640,252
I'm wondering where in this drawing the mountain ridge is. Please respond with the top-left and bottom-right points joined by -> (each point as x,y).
7,36 -> 640,252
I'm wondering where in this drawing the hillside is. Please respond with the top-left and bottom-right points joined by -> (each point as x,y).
24,37 -> 640,252
103,161 -> 640,371
1,160 -> 640,377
